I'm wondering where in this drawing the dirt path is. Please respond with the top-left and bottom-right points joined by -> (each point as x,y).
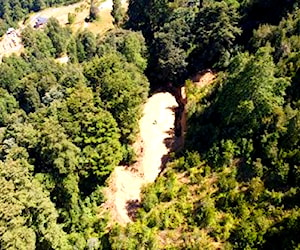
103,92 -> 178,224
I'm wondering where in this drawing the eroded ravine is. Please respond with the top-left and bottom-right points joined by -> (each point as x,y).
102,92 -> 179,224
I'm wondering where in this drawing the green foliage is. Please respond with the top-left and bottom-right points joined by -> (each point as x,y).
22,27 -> 55,58
84,53 -> 149,143
217,47 -> 289,136
76,29 -> 96,62
112,0 -> 124,27
63,85 -> 123,178
110,222 -> 159,250
115,2 -> 300,248
68,12 -> 76,24
44,18 -> 72,57
98,29 -> 148,71
189,1 -> 241,71
0,88 -> 18,126
1,0 -> 300,249
126,0 -> 171,41
153,7 -> 196,85
0,157 -> 72,249
0,22 -> 149,248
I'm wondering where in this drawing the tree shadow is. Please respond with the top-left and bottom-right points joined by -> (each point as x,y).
160,127 -> 183,173
167,105 -> 178,112
126,199 -> 141,221
164,136 -> 174,148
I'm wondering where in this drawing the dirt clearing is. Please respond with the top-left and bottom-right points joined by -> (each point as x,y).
102,92 -> 178,224
0,30 -> 23,61
25,0 -> 127,35
192,71 -> 216,88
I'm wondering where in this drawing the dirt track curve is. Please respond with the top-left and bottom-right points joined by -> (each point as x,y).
103,92 -> 178,224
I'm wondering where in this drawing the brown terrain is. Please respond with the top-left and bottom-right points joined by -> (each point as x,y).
102,92 -> 179,224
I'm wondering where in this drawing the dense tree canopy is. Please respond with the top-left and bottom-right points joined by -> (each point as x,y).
1,0 -> 300,249
108,0 -> 300,249
0,16 -> 149,247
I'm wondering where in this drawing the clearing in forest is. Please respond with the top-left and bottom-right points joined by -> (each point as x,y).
25,0 -> 116,35
103,92 -> 178,224
0,0 -> 125,61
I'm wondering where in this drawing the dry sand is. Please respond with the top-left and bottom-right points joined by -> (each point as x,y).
103,92 -> 178,224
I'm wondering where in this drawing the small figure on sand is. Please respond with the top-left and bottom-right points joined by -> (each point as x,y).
153,120 -> 157,125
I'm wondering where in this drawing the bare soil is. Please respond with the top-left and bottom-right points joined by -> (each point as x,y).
102,92 -> 178,224
193,71 -> 216,88
0,31 -> 23,61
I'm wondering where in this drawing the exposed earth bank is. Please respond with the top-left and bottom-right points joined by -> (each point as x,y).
102,92 -> 179,224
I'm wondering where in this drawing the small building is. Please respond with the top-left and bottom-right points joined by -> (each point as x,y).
34,17 -> 48,29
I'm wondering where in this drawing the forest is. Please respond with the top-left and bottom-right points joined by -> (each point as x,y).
0,0 -> 300,249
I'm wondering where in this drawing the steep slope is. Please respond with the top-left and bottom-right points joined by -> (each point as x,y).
103,92 -> 178,224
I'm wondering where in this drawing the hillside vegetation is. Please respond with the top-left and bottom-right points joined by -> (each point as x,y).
110,0 -> 300,249
0,0 -> 300,249
0,21 -> 149,248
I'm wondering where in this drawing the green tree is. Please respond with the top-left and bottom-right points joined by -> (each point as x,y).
33,0 -> 46,11
97,29 -> 148,71
0,156 -> 72,250
44,18 -> 71,57
153,7 -> 196,85
216,47 -> 289,136
35,118 -> 80,175
84,53 -> 149,143
189,1 -> 241,71
60,85 -> 123,178
68,12 -> 76,24
126,0 -> 171,41
0,88 -> 19,126
22,27 -> 55,58
76,29 -> 96,62
112,0 -> 124,27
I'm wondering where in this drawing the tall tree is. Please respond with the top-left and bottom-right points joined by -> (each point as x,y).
0,88 -> 18,126
152,7 -> 196,85
189,1 -> 241,72
44,18 -> 71,57
126,0 -> 171,41
112,0 -> 124,27
216,47 -> 289,136
97,29 -> 148,71
84,53 -> 149,143
0,156 -> 72,249
76,29 -> 96,62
